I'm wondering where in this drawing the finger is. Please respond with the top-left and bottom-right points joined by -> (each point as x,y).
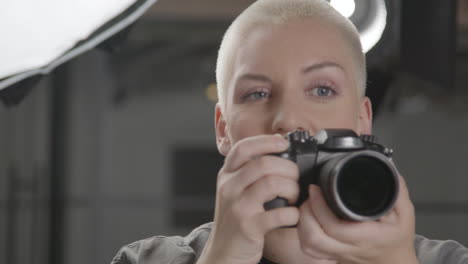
223,134 -> 289,172
252,206 -> 300,235
380,175 -> 415,225
394,175 -> 414,214
310,185 -> 396,244
307,185 -> 375,242
307,185 -> 349,228
217,155 -> 298,207
297,194 -> 347,259
241,175 -> 300,210
226,155 -> 299,196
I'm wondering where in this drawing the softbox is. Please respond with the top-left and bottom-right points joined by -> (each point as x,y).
0,0 -> 158,106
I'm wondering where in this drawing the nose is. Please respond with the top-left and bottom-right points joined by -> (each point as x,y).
271,98 -> 311,135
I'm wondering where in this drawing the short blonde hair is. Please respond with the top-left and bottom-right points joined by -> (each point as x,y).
215,0 -> 366,110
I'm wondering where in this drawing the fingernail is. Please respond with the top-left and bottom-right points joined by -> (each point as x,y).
308,185 -> 319,200
274,133 -> 284,139
277,138 -> 289,149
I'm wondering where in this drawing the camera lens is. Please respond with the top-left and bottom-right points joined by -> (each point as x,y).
336,155 -> 397,217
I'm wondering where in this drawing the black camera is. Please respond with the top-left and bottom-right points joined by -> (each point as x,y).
264,129 -> 399,221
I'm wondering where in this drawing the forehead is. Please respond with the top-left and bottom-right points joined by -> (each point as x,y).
238,18 -> 354,72
227,18 -> 358,94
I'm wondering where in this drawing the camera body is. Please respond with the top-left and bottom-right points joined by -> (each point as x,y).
264,129 -> 399,221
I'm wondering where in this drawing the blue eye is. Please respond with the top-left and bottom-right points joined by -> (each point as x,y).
311,86 -> 335,97
242,90 -> 271,102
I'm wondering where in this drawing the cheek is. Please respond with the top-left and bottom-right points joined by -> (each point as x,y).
227,110 -> 269,143
314,102 -> 361,129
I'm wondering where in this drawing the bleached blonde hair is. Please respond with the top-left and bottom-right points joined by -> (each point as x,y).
215,0 -> 366,111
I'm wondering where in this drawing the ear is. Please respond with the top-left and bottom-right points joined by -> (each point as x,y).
358,96 -> 373,135
214,103 -> 231,156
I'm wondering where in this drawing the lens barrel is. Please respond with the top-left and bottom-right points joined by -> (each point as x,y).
319,150 -> 399,221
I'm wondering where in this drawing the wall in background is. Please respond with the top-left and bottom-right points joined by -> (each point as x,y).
62,47 -> 468,264
1,15 -> 468,264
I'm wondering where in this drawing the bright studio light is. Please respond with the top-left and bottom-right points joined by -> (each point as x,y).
330,0 -> 356,18
360,0 -> 387,53
328,0 -> 388,53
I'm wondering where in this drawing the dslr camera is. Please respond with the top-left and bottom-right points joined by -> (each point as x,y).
264,129 -> 399,221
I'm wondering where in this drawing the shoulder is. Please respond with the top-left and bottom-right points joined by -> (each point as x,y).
111,223 -> 213,264
415,234 -> 468,264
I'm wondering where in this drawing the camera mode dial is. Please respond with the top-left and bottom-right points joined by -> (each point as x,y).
287,130 -> 310,143
315,129 -> 365,150
360,134 -> 377,144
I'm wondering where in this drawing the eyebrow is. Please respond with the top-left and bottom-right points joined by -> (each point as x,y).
235,61 -> 345,86
302,61 -> 345,74
236,73 -> 272,84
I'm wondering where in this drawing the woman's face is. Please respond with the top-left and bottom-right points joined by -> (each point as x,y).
216,18 -> 372,154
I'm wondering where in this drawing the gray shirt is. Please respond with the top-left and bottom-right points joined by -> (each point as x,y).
111,223 -> 468,264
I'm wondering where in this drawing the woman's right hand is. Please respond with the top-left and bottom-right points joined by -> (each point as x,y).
197,134 -> 300,264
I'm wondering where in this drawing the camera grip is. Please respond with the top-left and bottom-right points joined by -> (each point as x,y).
263,197 -> 289,210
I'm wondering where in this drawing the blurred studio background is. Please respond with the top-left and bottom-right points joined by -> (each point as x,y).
1,0 -> 468,263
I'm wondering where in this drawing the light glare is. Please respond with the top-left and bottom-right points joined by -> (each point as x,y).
330,0 -> 356,18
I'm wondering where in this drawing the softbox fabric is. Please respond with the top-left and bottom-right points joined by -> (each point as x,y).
0,0 -> 157,92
